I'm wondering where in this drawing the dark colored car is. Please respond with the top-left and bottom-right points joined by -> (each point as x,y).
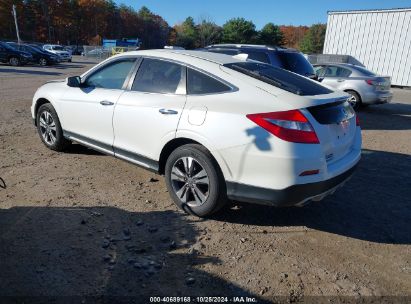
7,43 -> 60,66
69,45 -> 84,55
202,44 -> 317,79
0,41 -> 33,66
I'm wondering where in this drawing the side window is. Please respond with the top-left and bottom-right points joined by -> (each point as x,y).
336,67 -> 352,77
314,66 -> 326,77
132,58 -> 184,94
85,59 -> 135,89
187,68 -> 231,95
243,51 -> 270,64
323,66 -> 338,77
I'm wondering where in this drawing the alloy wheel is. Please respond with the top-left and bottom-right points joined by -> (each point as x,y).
170,156 -> 210,207
39,58 -> 47,66
10,57 -> 19,66
348,94 -> 357,107
39,110 -> 57,145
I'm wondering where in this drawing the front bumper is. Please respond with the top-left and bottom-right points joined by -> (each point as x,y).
226,164 -> 357,207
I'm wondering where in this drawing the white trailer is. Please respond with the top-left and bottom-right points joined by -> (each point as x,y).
323,8 -> 411,86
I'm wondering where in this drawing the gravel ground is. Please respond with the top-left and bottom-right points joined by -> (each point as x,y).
0,57 -> 410,303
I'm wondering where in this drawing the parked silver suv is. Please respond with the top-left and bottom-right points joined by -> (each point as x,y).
314,63 -> 392,110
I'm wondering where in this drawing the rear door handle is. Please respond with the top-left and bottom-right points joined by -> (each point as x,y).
337,79 -> 345,82
159,108 -> 178,115
100,100 -> 114,106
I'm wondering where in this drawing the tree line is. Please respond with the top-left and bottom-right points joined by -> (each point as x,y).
0,0 -> 326,53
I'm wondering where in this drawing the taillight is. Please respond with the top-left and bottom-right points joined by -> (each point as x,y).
365,79 -> 375,85
356,114 -> 360,126
246,109 -> 320,144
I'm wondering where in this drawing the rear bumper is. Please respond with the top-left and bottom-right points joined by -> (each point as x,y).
226,164 -> 358,207
362,91 -> 393,105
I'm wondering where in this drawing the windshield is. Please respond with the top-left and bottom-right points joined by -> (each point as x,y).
277,52 -> 315,76
52,46 -> 64,51
224,61 -> 332,96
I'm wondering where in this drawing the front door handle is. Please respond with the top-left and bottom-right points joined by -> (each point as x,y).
337,79 -> 345,82
159,108 -> 178,115
100,100 -> 114,106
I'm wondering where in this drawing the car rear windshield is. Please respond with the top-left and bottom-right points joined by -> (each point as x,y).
352,66 -> 376,76
277,51 -> 315,76
223,62 -> 333,96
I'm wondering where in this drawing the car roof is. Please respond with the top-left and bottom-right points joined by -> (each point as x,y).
118,49 -> 244,65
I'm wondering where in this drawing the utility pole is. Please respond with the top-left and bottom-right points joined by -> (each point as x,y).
12,5 -> 21,44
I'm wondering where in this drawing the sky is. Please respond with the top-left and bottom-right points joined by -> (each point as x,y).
116,0 -> 411,29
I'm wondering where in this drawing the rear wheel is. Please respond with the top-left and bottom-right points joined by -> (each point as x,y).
165,144 -> 227,217
9,57 -> 20,66
39,58 -> 48,66
346,90 -> 361,110
36,103 -> 70,151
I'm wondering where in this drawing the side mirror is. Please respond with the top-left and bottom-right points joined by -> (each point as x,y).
67,76 -> 81,87
318,77 -> 324,82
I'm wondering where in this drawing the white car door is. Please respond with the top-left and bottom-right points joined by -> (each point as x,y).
113,58 -> 186,168
58,58 -> 137,152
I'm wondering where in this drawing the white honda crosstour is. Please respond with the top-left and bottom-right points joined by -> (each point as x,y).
31,50 -> 361,217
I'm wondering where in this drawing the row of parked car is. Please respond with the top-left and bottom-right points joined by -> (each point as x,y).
201,44 -> 392,109
0,41 -> 79,66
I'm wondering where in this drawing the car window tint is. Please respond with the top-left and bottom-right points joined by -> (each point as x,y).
324,66 -> 338,77
277,51 -> 314,76
352,66 -> 376,76
336,67 -> 352,77
243,51 -> 270,64
187,68 -> 231,95
224,62 -> 333,96
132,58 -> 183,94
85,59 -> 135,89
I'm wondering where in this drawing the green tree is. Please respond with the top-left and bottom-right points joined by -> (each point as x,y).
175,16 -> 198,49
197,18 -> 222,47
299,23 -> 327,54
222,18 -> 257,43
259,23 -> 284,46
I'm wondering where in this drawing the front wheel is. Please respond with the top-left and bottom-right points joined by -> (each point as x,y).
36,103 -> 70,151
164,144 -> 227,217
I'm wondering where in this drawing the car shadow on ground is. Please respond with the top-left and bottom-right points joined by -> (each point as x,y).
0,68 -> 62,76
358,102 -> 411,130
0,207 -> 268,302
213,149 -> 411,245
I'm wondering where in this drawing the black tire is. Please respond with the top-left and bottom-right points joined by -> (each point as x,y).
68,59 -> 72,62
36,103 -> 70,151
9,57 -> 20,66
165,144 -> 227,217
346,90 -> 362,110
39,58 -> 48,66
